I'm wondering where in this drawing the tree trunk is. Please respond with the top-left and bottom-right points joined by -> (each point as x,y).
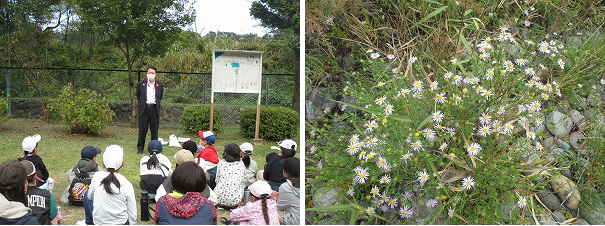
292,50 -> 300,112
128,67 -> 137,128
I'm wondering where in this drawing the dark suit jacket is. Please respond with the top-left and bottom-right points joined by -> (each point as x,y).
136,80 -> 163,118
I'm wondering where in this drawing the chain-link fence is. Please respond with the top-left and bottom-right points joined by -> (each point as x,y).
0,67 -> 296,128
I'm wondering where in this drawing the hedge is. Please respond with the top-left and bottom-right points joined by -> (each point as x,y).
182,105 -> 223,134
240,106 -> 298,141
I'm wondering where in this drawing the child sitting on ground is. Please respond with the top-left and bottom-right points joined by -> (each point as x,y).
23,160 -> 58,225
214,144 -> 245,209
197,130 -> 219,189
278,157 -> 300,225
21,134 -> 52,188
263,139 -> 297,191
60,146 -> 102,205
140,140 -> 172,200
229,180 -> 279,225
240,142 -> 258,187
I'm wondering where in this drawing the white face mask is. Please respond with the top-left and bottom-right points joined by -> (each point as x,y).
147,73 -> 156,82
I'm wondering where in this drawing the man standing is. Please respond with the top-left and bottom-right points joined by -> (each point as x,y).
137,66 -> 164,154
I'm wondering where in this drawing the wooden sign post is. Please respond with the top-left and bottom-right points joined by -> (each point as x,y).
210,50 -> 263,141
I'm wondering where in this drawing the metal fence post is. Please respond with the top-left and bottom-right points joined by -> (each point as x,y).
5,67 -> 10,115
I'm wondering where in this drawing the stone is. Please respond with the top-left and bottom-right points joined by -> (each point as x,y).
565,36 -> 583,48
539,215 -> 558,225
575,218 -> 590,225
579,191 -> 605,225
306,87 -> 337,121
560,169 -> 572,180
502,199 -> 515,224
555,138 -> 573,151
550,175 -> 581,210
568,109 -> 587,129
569,131 -> 585,150
539,193 -> 565,211
312,187 -> 341,208
543,137 -> 556,150
557,99 -> 572,112
552,211 -> 566,223
546,111 -> 574,137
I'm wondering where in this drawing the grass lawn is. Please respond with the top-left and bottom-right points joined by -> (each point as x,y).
0,118 -> 299,225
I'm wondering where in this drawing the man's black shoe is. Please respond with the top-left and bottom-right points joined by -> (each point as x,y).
138,150 -> 143,154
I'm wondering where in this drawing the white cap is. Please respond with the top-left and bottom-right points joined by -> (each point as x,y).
270,139 -> 297,151
240,142 -> 254,153
202,131 -> 214,138
248,180 -> 272,197
22,134 -> 41,152
103,145 -> 124,170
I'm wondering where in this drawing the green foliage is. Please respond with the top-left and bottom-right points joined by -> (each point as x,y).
240,106 -> 298,141
0,91 -> 9,124
182,105 -> 223,134
48,83 -> 115,134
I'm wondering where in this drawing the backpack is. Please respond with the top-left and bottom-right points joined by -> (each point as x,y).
68,168 -> 91,206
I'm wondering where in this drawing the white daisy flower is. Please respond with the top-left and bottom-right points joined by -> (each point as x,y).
433,111 -> 444,124
557,58 -> 565,69
426,199 -> 438,208
355,167 -> 369,184
430,81 -> 438,90
478,125 -> 491,137
517,196 -> 527,208
379,174 -> 391,184
504,124 -> 515,134
497,106 -> 506,114
370,52 -> 380,59
444,71 -> 454,79
375,95 -> 387,106
387,54 -> 395,60
399,206 -> 413,219
384,104 -> 394,116
365,206 -> 376,215
435,92 -> 447,104
411,140 -> 423,152
439,142 -> 448,151
376,157 -> 388,169
309,145 -> 317,154
479,112 -> 492,125
515,58 -> 526,66
401,151 -> 413,163
346,188 -> 355,196
467,142 -> 482,156
387,197 -> 398,209
423,128 -> 436,141
451,58 -> 459,65
524,67 -> 536,76
402,191 -> 412,201
527,131 -> 536,140
454,95 -> 462,105
399,88 -> 411,97
418,170 -> 429,183
409,56 -> 418,63
370,185 -> 380,197
412,81 -> 424,93
462,176 -> 475,190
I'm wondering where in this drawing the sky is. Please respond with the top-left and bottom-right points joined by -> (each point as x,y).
193,0 -> 269,36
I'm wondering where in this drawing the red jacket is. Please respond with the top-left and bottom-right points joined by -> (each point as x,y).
197,146 -> 219,164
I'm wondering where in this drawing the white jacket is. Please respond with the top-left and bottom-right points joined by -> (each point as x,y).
88,171 -> 137,225
140,154 -> 172,176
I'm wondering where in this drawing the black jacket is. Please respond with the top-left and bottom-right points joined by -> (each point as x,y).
24,155 -> 49,186
136,80 -> 164,117
263,154 -> 286,184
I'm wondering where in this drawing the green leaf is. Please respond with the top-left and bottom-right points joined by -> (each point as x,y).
464,9 -> 474,16
459,33 -> 473,56
349,209 -> 358,225
416,114 -> 433,131
307,204 -> 355,212
410,6 -> 448,30
423,0 -> 443,5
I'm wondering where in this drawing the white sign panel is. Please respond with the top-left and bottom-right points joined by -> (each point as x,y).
212,50 -> 263,94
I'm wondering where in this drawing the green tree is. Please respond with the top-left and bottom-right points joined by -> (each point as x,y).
73,0 -> 195,127
250,0 -> 300,111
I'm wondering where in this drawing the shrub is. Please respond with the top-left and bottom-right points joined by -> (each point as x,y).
48,84 -> 115,134
182,105 -> 223,134
240,106 -> 298,141
0,91 -> 9,124
306,28 -> 588,224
